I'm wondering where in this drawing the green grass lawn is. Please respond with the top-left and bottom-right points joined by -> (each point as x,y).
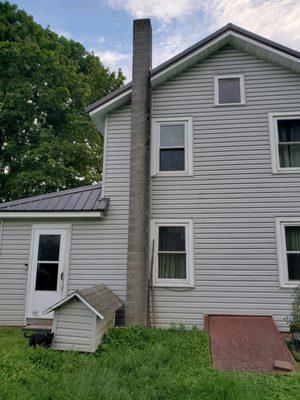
0,326 -> 299,400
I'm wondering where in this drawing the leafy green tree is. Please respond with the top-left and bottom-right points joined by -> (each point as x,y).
0,1 -> 125,202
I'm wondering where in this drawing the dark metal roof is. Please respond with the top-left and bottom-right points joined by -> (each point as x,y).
86,81 -> 132,113
86,23 -> 300,113
0,183 -> 109,212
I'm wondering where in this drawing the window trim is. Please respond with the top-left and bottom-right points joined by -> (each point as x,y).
269,112 -> 300,174
150,219 -> 194,287
214,74 -> 245,106
151,117 -> 193,176
275,217 -> 300,288
0,220 -> 3,253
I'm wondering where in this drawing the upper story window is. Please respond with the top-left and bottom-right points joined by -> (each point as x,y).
151,117 -> 193,176
276,217 -> 300,287
269,113 -> 300,173
214,75 -> 245,106
151,219 -> 194,287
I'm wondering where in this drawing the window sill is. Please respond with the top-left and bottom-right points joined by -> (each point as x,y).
280,283 -> 300,289
214,102 -> 246,107
152,171 -> 193,178
153,281 -> 195,288
272,169 -> 300,175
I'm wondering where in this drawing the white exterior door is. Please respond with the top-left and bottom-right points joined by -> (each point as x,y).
27,226 -> 70,319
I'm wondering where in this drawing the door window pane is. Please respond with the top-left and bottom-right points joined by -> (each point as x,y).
160,149 -> 184,171
160,124 -> 185,147
218,78 -> 241,104
278,120 -> 300,168
159,227 -> 185,251
38,235 -> 60,261
287,254 -> 300,280
35,263 -> 59,290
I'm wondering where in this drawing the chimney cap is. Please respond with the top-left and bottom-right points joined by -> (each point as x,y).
133,18 -> 152,31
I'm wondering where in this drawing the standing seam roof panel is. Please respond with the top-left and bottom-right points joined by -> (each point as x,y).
0,184 -> 108,212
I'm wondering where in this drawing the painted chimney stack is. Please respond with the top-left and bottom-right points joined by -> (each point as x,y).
125,19 -> 152,325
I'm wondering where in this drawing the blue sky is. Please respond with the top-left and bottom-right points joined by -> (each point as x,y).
10,1 -> 300,80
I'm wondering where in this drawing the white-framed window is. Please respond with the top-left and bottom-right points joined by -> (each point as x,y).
214,75 -> 245,106
269,112 -> 300,173
150,219 -> 194,287
275,217 -> 300,288
151,117 -> 193,176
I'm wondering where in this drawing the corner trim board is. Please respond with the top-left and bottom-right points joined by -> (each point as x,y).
101,115 -> 108,197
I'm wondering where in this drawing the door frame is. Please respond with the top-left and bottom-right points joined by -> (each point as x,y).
25,223 -> 72,322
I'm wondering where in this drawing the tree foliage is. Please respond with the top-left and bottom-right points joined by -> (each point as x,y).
0,1 -> 125,202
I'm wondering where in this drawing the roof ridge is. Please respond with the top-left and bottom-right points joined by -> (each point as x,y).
0,183 -> 102,208
87,22 -> 300,114
151,22 -> 300,77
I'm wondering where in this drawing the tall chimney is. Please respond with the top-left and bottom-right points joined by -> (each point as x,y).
125,19 -> 152,326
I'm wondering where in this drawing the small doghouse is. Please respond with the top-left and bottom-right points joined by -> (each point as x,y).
45,284 -> 122,353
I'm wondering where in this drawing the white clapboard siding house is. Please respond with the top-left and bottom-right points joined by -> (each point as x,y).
1,21 -> 300,332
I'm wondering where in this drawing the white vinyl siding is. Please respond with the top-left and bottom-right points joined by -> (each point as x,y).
67,106 -> 131,299
151,45 -> 300,331
0,106 -> 131,326
52,298 -> 115,352
66,107 -> 131,299
0,220 -> 31,325
52,299 -> 94,352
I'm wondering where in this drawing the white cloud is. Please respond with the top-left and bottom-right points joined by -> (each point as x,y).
207,0 -> 300,49
108,0 -> 197,21
96,36 -> 105,44
95,50 -> 131,77
106,0 -> 300,79
97,50 -> 128,66
55,29 -> 72,39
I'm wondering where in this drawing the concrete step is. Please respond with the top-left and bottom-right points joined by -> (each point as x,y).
23,318 -> 52,333
22,324 -> 52,332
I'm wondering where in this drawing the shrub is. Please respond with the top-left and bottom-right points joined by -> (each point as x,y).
286,285 -> 300,330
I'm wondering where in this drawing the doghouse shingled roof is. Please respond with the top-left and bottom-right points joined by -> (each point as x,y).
45,284 -> 123,319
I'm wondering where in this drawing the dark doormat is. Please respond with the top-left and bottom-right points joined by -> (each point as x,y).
208,315 -> 295,373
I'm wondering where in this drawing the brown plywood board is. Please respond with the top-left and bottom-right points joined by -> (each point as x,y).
208,315 -> 295,373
